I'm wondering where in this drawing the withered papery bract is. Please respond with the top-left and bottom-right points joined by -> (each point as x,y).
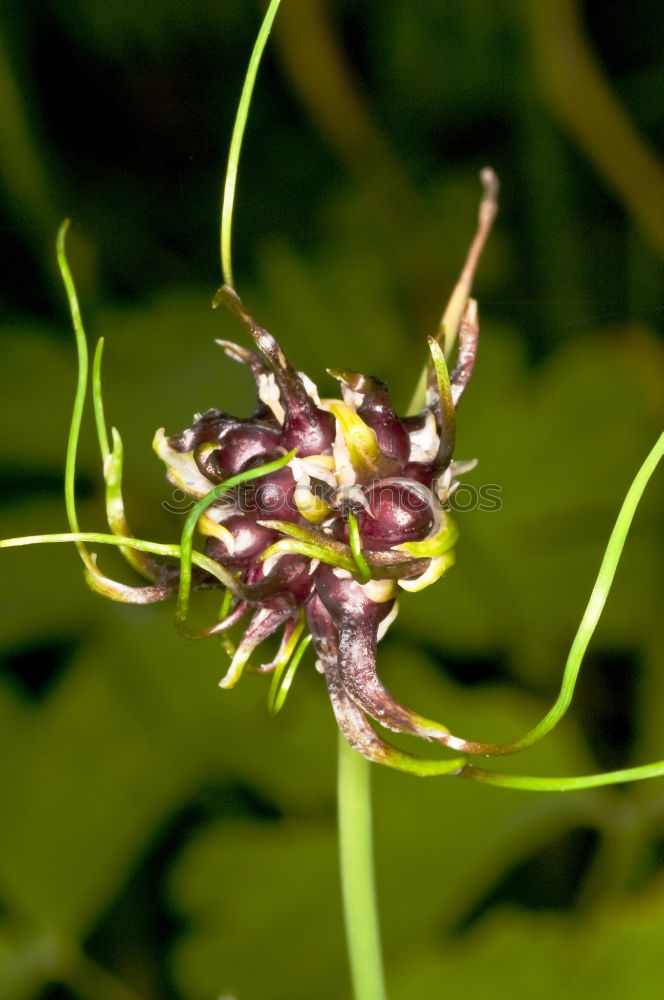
154,281 -> 483,765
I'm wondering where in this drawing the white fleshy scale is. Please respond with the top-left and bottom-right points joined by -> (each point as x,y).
340,384 -> 364,410
153,428 -> 217,499
451,458 -> 479,476
293,481 -> 314,502
197,514 -> 236,554
257,372 -> 285,424
334,484 -> 372,515
362,578 -> 397,603
376,600 -> 400,642
261,551 -> 286,576
434,458 -> 478,502
298,371 -> 323,405
408,409 -> 439,464
290,455 -> 337,490
332,567 -> 353,580
398,552 -> 454,592
201,503 -> 237,524
331,418 -> 356,488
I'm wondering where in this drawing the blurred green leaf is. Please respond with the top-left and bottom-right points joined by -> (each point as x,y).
390,872 -> 664,1000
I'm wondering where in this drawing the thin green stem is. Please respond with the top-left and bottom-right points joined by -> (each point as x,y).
220,0 -> 283,286
0,531 -> 238,593
338,734 -> 387,1000
460,758 -> 664,793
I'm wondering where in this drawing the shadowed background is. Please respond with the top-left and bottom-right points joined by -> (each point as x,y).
0,1 -> 663,998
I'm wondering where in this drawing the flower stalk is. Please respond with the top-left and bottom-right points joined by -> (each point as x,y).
338,733 -> 387,1000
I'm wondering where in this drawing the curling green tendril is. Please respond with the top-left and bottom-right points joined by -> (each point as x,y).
459,759 -> 664,793
57,219 -> 96,576
220,0 -> 283,287
493,430 -> 664,756
57,219 -> 297,637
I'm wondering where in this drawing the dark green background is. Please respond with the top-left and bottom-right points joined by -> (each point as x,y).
1,2 -> 663,998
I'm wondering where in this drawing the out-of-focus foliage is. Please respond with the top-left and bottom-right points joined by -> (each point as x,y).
0,1 -> 662,998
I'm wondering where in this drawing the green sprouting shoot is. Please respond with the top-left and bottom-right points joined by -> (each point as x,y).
270,634 -> 313,715
93,337 -> 160,581
103,426 -> 167,583
260,537 -> 357,575
258,519 -> 359,576
92,337 -> 111,462
220,0 -> 283,287
427,336 -> 456,465
217,584 -> 237,659
268,616 -> 310,715
347,510 -> 371,584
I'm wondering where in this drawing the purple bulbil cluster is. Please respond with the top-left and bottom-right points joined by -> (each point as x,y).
156,282 -> 483,762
